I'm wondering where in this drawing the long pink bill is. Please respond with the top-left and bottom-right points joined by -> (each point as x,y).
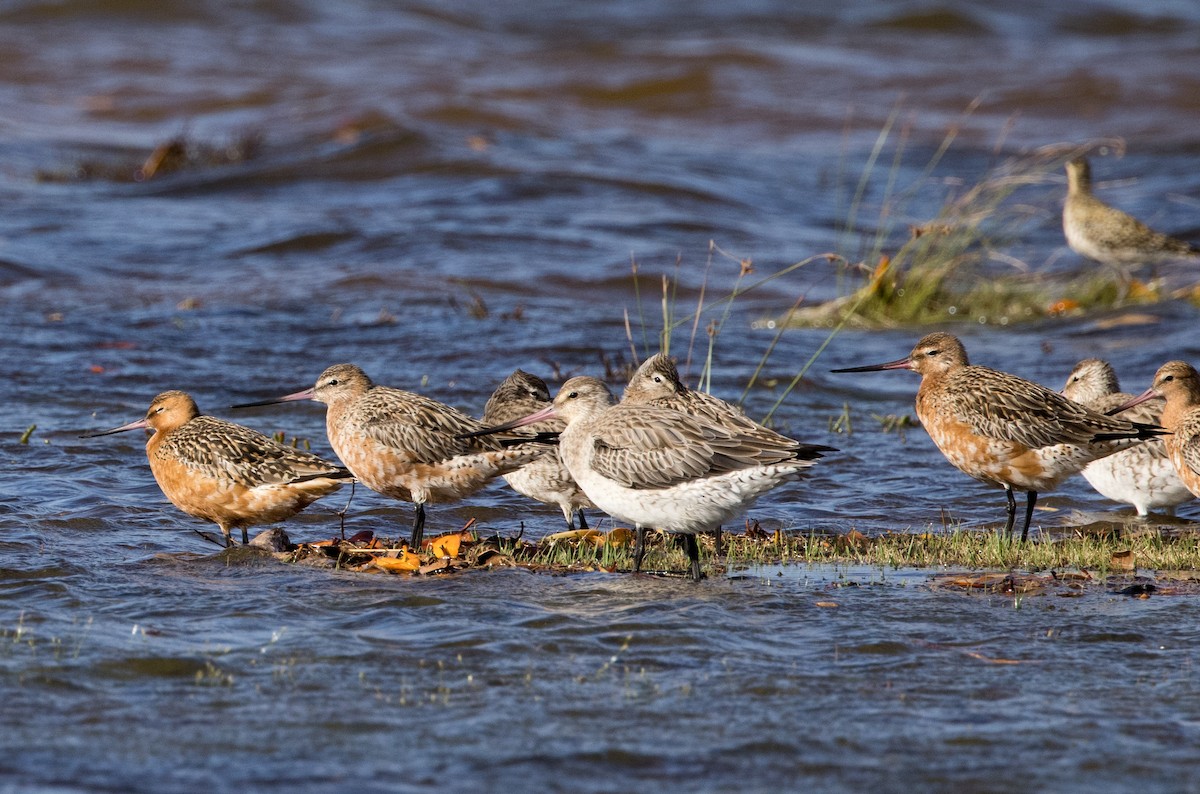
458,404 -> 558,439
230,387 -> 315,410
830,356 -> 913,374
80,417 -> 150,438
1106,386 -> 1158,416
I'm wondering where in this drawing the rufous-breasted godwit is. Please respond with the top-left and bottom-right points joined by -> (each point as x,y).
469,376 -> 832,581
82,390 -> 352,546
483,369 -> 594,529
1062,358 -> 1193,516
1112,361 -> 1200,501
833,332 -> 1166,540
1064,157 -> 1198,269
234,363 -> 546,549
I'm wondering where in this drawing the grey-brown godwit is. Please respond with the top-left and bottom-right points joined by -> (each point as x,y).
1112,361 -> 1200,501
482,369 -> 593,529
1062,358 -> 1193,516
234,363 -> 546,549
621,352 -> 817,570
833,333 -> 1166,540
82,390 -> 352,546
1064,157 -> 1198,269
470,376 -> 832,581
622,353 -> 750,420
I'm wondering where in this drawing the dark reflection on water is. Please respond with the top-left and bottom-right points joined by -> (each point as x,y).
3,0 -> 1200,790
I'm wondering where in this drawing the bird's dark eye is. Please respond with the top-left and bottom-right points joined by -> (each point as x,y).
328,379 -> 340,387
567,391 -> 579,399
653,375 -> 663,383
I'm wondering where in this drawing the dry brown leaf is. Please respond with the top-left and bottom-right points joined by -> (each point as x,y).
814,601 -> 839,608
419,559 -> 454,575
963,650 -> 1024,665
606,527 -> 634,547
1111,549 -> 1136,572
1093,313 -> 1160,330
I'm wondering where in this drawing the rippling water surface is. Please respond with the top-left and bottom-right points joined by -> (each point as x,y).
4,0 -> 1200,790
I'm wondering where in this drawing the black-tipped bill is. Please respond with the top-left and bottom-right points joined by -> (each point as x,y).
458,404 -> 558,439
80,417 -> 149,438
830,356 -> 913,374
230,387 -> 315,410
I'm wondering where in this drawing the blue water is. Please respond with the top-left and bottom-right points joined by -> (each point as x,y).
3,0 -> 1200,790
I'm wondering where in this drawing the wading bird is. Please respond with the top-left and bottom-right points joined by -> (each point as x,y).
483,369 -> 593,529
234,364 -> 546,549
1061,358 -> 1192,516
1112,361 -> 1200,501
469,376 -> 832,581
1064,156 -> 1198,269
83,390 -> 352,546
833,333 -> 1165,540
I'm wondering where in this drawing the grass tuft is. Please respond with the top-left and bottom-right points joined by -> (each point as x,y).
791,133 -> 1151,328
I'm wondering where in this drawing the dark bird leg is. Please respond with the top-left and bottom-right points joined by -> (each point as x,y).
632,527 -> 647,573
576,510 -> 588,530
683,533 -> 702,582
192,527 -> 227,548
1020,491 -> 1038,543
337,480 -> 356,539
1003,487 -> 1017,537
410,503 -> 426,549
241,528 -> 250,545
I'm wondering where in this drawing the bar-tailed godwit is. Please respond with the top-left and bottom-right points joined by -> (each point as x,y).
621,352 -> 823,570
234,364 -> 546,549
1062,358 -> 1193,516
622,353 -> 749,420
82,390 -> 352,546
1112,361 -> 1200,501
483,369 -> 593,529
1064,157 -> 1198,268
471,376 -> 832,581
833,333 -> 1166,540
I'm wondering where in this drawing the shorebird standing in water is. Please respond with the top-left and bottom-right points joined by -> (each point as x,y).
1062,358 -> 1193,517
483,369 -> 593,529
833,333 -> 1166,540
620,352 -> 816,571
470,376 -> 832,581
1113,361 -> 1200,502
83,390 -> 353,547
1063,156 -> 1199,270
234,364 -> 546,549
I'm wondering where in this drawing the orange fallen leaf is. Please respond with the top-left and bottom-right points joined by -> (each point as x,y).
428,532 -> 463,559
374,551 -> 421,573
814,601 -> 839,608
1047,298 -> 1080,316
